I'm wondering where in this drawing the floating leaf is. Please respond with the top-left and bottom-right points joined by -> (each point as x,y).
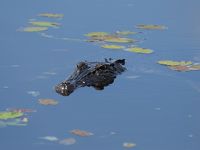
5,119 -> 27,126
123,142 -> 136,148
27,91 -> 40,97
59,138 -> 76,145
85,32 -> 109,37
38,99 -> 58,105
127,47 -> 153,54
6,108 -> 36,113
158,60 -> 192,66
0,119 -> 27,127
29,21 -> 60,27
169,64 -> 200,72
38,13 -> 64,18
21,117 -> 29,123
103,36 -> 135,43
169,65 -> 191,72
21,27 -> 48,32
101,44 -> 125,49
189,64 -> 200,71
70,129 -> 94,137
136,24 -> 167,30
116,31 -> 137,35
0,111 -> 24,120
89,35 -> 135,43
39,136 -> 59,141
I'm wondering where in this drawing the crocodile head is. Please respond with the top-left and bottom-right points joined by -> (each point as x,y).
55,82 -> 75,96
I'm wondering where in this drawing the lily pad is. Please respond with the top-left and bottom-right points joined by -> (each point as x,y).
27,91 -> 40,97
89,35 -> 135,43
0,119 -> 27,127
5,119 -> 27,126
123,142 -> 136,148
189,64 -> 200,71
169,64 -> 200,72
127,47 -> 153,54
101,44 -> 125,49
59,138 -> 76,145
29,21 -> 60,27
39,136 -> 59,142
38,99 -> 58,105
38,13 -> 64,18
70,129 -> 93,137
85,32 -> 109,37
103,36 -> 135,43
6,108 -> 36,113
116,31 -> 137,35
169,65 -> 191,72
158,60 -> 192,66
136,24 -> 167,30
0,111 -> 24,120
21,27 -> 48,32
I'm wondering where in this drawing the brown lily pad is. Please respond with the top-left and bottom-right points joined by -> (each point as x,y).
38,99 -> 58,105
169,65 -> 191,72
70,129 -> 93,137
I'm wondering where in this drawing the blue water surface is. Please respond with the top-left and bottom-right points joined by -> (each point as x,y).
0,0 -> 200,150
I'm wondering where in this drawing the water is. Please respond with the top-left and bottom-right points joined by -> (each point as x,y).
0,0 -> 200,149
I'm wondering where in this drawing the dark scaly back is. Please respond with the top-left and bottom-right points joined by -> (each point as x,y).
55,59 -> 126,96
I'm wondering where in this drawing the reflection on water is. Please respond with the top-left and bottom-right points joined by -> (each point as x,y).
0,0 -> 200,150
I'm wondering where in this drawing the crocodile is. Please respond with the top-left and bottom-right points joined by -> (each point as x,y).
55,59 -> 126,96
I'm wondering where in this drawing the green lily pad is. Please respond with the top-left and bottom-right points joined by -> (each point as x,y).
38,13 -> 64,18
0,120 -> 26,128
136,24 -> 167,30
116,31 -> 137,35
29,21 -> 60,27
158,60 -> 192,66
85,32 -> 109,37
127,47 -> 153,54
103,36 -> 134,43
6,119 -> 27,126
101,44 -> 125,49
21,27 -> 48,32
0,111 -> 24,120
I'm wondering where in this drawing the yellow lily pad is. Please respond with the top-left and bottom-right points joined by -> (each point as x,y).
123,142 -> 136,148
85,32 -> 109,37
89,35 -> 134,43
21,27 -> 48,32
38,13 -> 64,18
158,60 -> 192,66
103,36 -> 134,43
127,47 -> 153,54
101,44 -> 125,49
136,24 -> 167,30
29,21 -> 60,27
0,111 -> 24,120
116,31 -> 137,35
